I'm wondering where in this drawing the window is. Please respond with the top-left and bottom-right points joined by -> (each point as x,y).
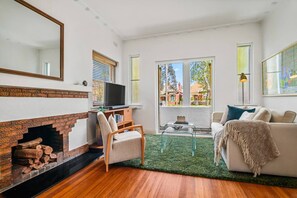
159,58 -> 212,107
92,51 -> 117,106
130,56 -> 140,104
237,44 -> 252,104
190,60 -> 212,106
159,62 -> 183,106
43,62 -> 51,76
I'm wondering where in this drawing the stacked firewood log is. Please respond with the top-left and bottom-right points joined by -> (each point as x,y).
14,138 -> 57,174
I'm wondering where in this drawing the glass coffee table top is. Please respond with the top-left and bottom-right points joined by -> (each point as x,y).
160,122 -> 197,156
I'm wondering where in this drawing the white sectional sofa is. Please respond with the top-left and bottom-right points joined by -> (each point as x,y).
212,108 -> 297,177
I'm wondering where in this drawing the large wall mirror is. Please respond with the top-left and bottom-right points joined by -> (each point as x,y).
0,0 -> 64,81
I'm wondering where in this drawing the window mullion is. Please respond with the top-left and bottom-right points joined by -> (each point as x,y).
183,61 -> 190,106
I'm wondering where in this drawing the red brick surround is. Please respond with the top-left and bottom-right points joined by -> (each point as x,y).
0,86 -> 88,98
0,112 -> 88,189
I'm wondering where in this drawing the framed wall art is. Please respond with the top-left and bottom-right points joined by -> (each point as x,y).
262,42 -> 297,96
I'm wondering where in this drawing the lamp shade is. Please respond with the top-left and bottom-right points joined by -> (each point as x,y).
240,73 -> 247,82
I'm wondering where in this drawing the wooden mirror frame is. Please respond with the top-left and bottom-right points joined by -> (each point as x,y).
0,0 -> 64,81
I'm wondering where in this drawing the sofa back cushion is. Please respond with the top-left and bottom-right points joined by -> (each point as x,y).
282,111 -> 297,123
270,110 -> 284,122
270,110 -> 296,123
253,108 -> 272,122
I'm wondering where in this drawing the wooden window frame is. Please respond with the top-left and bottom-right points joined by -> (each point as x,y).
92,50 -> 118,106
237,43 -> 252,105
130,55 -> 140,105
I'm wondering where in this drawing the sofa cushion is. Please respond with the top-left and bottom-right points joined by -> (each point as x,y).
226,105 -> 255,122
253,108 -> 271,122
270,110 -> 284,122
282,111 -> 296,123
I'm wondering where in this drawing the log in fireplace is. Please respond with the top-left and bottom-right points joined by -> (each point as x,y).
12,125 -> 63,174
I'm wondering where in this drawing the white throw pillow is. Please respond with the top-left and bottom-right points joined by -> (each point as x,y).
239,111 -> 255,120
220,107 -> 228,125
108,115 -> 118,132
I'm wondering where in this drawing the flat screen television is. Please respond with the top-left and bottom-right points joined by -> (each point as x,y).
104,82 -> 125,107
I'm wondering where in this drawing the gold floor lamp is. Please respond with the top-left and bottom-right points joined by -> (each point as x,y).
240,73 -> 247,105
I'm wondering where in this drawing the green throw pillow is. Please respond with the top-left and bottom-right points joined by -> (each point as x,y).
226,105 -> 255,122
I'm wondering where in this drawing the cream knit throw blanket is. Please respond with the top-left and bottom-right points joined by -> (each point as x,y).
214,120 -> 280,177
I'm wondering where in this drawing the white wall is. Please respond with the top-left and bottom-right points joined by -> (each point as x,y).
262,0 -> 297,117
0,0 -> 122,90
69,119 -> 88,150
160,107 -> 212,128
123,23 -> 263,133
0,0 -> 122,148
0,98 -> 88,122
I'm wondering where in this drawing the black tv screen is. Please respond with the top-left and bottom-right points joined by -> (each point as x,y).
104,82 -> 125,106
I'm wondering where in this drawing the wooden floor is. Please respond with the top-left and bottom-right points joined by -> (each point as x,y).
38,158 -> 297,198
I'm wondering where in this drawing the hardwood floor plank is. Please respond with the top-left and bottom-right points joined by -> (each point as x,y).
239,182 -> 294,198
154,172 -> 182,198
37,159 -> 297,198
135,170 -> 165,198
178,175 -> 197,197
38,158 -> 102,198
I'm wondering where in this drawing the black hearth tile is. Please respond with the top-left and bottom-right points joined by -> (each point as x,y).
0,152 -> 102,198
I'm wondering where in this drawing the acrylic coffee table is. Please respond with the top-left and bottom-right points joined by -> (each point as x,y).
160,122 -> 197,156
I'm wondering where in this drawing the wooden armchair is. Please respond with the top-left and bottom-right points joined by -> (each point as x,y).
97,112 -> 145,172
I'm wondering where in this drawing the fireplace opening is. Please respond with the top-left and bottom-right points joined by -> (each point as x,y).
17,125 -> 62,152
11,125 -> 63,175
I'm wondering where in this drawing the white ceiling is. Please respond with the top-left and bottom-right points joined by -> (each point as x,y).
80,0 -> 285,40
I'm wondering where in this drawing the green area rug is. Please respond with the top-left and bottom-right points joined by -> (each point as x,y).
116,135 -> 297,188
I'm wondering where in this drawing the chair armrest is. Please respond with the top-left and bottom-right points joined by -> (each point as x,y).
212,112 -> 224,123
110,125 -> 144,136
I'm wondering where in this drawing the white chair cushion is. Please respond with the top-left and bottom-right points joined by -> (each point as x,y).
113,131 -> 141,142
108,115 -> 118,132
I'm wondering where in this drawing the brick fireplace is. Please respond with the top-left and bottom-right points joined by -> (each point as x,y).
0,112 -> 89,191
0,86 -> 90,192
